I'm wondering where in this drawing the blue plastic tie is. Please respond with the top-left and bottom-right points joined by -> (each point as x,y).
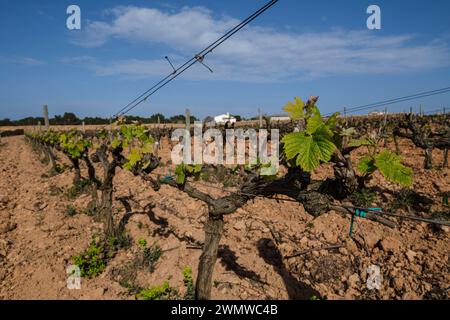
349,207 -> 382,237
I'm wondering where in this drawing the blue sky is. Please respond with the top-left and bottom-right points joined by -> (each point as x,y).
1,0 -> 450,120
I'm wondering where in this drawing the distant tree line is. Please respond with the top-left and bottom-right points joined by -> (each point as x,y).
0,112 -> 200,126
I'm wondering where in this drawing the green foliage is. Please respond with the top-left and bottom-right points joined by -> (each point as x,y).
137,238 -> 147,248
175,164 -> 202,185
374,150 -> 413,186
71,239 -> 107,278
283,97 -> 305,120
59,131 -> 92,159
357,156 -> 377,176
141,242 -> 162,273
65,205 -> 78,217
349,189 -> 376,207
182,266 -> 195,300
66,179 -> 92,199
107,231 -> 131,252
357,152 -> 413,187
348,138 -> 374,148
282,97 -> 337,172
111,124 -> 155,171
136,281 -> 178,300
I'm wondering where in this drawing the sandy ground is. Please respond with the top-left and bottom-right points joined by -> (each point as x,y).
0,135 -> 448,300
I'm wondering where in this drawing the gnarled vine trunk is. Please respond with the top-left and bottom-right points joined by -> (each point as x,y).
424,148 -> 433,169
195,214 -> 224,300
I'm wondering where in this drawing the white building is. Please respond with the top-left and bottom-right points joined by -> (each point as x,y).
214,112 -> 237,124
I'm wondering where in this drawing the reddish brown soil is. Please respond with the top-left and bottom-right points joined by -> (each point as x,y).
0,136 -> 448,300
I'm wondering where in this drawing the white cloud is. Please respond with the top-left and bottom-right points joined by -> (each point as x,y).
0,56 -> 45,66
70,6 -> 450,81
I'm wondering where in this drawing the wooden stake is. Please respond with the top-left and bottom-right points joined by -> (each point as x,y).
43,105 -> 49,130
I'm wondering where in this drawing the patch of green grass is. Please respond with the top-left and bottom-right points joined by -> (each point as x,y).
141,242 -> 162,273
65,205 -> 78,217
349,188 -> 376,207
71,238 -> 107,278
182,266 -> 195,300
82,200 -> 98,217
66,179 -> 92,200
107,231 -> 131,253
137,238 -> 147,248
136,281 -> 178,300
431,211 -> 450,221
443,194 -> 449,206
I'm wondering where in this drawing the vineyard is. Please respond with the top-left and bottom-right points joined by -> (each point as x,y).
0,97 -> 448,300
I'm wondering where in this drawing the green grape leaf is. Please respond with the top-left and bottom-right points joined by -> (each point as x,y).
283,97 -> 305,120
340,127 -> 356,137
358,156 -> 377,175
374,150 -> 413,186
306,112 -> 324,135
282,131 -> 336,172
111,138 -> 122,150
175,164 -> 186,185
124,148 -> 142,171
325,112 -> 340,130
348,138 -> 374,148
141,142 -> 153,154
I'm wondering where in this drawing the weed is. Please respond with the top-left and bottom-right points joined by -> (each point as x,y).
49,185 -> 62,196
141,242 -> 162,273
136,281 -> 178,300
431,211 -> 450,221
390,189 -> 433,213
443,194 -> 449,206
65,179 -> 92,200
182,266 -> 195,300
349,188 -> 376,207
137,238 -> 147,248
107,230 -> 131,253
82,200 -> 98,217
65,205 -> 78,217
71,238 -> 107,278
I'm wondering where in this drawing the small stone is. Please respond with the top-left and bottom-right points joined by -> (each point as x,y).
347,273 -> 360,288
299,236 -> 308,246
262,228 -> 270,233
393,276 -> 405,291
345,288 -> 360,298
402,292 -> 420,300
380,237 -> 401,253
0,239 -> 9,257
339,247 -> 349,255
0,268 -> 6,281
0,222 -> 16,235
405,250 -> 417,263
233,221 -> 245,231
423,282 -> 432,292
0,195 -> 9,204
95,288 -> 106,296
